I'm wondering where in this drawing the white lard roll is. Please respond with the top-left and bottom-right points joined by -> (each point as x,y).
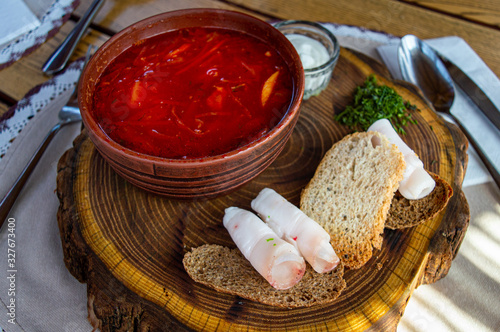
251,188 -> 340,273
368,119 -> 435,199
223,207 -> 306,290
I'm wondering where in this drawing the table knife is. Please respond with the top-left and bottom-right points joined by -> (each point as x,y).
42,0 -> 104,75
436,53 -> 500,131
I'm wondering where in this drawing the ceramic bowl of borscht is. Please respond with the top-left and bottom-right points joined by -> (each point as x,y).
78,8 -> 305,199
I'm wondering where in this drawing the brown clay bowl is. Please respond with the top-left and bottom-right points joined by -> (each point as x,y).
78,8 -> 305,199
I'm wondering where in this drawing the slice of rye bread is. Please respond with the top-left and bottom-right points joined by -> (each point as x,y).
386,172 -> 453,229
300,131 -> 405,269
183,244 -> 346,308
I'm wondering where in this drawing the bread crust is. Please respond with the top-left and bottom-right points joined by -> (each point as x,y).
386,172 -> 453,229
300,132 -> 405,269
183,244 -> 346,307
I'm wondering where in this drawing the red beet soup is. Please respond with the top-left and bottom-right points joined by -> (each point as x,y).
91,27 -> 294,159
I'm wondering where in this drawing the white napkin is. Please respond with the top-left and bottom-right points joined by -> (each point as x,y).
0,64 -> 89,331
0,0 -> 40,46
377,37 -> 500,187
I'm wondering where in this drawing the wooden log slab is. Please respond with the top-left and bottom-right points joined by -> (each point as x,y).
56,48 -> 470,331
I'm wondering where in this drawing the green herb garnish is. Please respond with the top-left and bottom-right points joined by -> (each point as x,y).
335,75 -> 418,134
266,238 -> 274,242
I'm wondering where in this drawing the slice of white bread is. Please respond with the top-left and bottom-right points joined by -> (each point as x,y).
300,131 -> 405,269
183,244 -> 346,307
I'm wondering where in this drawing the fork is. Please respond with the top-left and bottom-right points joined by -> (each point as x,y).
0,45 -> 96,227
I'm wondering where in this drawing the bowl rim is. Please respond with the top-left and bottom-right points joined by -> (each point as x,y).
79,8 -> 305,167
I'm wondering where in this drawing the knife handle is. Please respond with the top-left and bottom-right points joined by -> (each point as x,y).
0,123 -> 62,229
451,114 -> 500,189
42,0 -> 105,75
440,56 -> 500,132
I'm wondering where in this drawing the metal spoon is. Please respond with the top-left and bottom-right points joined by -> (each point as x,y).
0,46 -> 95,227
398,34 -> 500,188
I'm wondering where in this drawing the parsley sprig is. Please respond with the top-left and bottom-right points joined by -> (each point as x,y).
335,75 -> 418,134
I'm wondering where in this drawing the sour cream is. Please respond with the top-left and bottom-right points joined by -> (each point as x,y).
286,34 -> 330,69
286,34 -> 334,99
